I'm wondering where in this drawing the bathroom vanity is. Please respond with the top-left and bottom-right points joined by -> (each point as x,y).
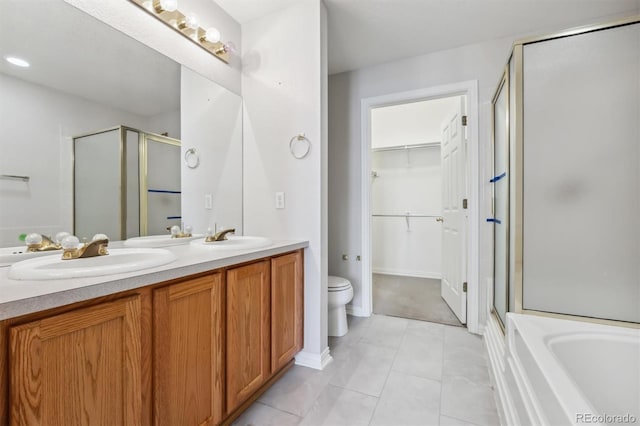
0,240 -> 306,425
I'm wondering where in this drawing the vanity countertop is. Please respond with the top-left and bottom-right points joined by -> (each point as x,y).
0,239 -> 308,321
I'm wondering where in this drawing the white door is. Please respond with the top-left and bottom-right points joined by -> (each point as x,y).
440,98 -> 467,323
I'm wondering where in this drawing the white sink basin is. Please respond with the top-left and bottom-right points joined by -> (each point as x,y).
0,246 -> 60,267
124,234 -> 203,248
190,236 -> 272,251
8,248 -> 177,280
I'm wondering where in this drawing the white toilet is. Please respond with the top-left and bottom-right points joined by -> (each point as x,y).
328,275 -> 354,337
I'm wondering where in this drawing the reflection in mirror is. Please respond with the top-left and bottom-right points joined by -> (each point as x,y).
74,127 -> 181,240
0,0 -> 243,250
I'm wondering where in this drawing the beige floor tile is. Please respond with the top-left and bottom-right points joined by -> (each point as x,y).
232,402 -> 301,426
299,384 -> 378,426
360,314 -> 409,349
258,365 -> 336,417
440,375 -> 499,426
329,341 -> 396,396
392,331 -> 444,381
370,371 -> 441,426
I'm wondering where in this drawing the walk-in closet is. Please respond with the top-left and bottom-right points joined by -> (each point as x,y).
371,96 -> 463,326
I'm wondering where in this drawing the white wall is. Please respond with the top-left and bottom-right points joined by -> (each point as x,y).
64,0 -> 242,95
371,147 -> 442,278
181,66 -> 243,235
328,36 -> 514,326
242,0 -> 328,366
147,109 -> 180,139
0,73 -> 156,247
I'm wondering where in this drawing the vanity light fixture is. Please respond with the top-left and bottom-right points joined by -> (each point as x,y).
129,0 -> 231,64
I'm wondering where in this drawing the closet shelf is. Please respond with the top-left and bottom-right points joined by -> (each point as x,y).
372,142 -> 440,152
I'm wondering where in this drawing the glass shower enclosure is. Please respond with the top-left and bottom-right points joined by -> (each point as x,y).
491,18 -> 639,326
74,126 -> 181,241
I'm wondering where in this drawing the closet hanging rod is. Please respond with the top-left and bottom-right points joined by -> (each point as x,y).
372,142 -> 440,152
372,214 -> 440,218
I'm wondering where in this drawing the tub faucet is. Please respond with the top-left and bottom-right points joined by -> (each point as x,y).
205,228 -> 235,242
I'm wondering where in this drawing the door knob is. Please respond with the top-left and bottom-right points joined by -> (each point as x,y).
436,217 -> 444,222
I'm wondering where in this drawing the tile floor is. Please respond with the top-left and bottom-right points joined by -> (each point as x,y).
233,314 -> 499,426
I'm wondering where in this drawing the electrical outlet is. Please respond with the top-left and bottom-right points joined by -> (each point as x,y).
275,192 -> 285,209
205,194 -> 212,209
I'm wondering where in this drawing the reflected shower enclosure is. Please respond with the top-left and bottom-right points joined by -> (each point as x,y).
74,126 -> 181,240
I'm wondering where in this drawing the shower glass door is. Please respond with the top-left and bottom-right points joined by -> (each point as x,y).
492,68 -> 510,328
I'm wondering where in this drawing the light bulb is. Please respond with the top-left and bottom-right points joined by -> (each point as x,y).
61,235 -> 80,250
183,13 -> 199,30
92,233 -> 109,241
55,231 -> 70,244
159,0 -> 178,12
216,41 -> 237,56
204,27 -> 220,43
223,41 -> 237,54
25,233 -> 42,246
170,225 -> 181,236
5,56 -> 30,68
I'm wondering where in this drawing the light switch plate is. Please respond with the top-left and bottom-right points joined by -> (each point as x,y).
275,192 -> 285,209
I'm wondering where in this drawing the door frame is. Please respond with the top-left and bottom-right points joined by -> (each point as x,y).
360,80 -> 480,334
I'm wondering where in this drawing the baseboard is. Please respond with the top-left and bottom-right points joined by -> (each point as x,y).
372,268 -> 441,280
346,305 -> 370,317
294,346 -> 333,370
484,313 -> 517,426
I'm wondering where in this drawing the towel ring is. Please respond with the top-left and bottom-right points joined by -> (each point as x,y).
289,134 -> 311,159
184,148 -> 199,169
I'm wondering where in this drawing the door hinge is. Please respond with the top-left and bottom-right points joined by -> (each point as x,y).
462,198 -> 468,209
461,115 -> 468,126
463,282 -> 467,293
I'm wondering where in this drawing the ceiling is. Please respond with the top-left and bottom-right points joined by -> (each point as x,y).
215,0 -> 640,75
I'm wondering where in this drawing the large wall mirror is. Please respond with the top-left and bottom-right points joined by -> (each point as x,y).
0,0 -> 242,247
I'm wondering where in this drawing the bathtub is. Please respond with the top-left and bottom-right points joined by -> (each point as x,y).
504,313 -> 640,426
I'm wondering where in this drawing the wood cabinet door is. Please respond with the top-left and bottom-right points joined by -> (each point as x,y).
9,296 -> 142,426
153,274 -> 224,426
225,260 -> 270,414
271,251 -> 304,372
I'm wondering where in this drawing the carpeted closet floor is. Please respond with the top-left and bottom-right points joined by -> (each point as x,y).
372,274 -> 463,327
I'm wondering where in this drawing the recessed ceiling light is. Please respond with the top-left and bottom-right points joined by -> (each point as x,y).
5,56 -> 30,68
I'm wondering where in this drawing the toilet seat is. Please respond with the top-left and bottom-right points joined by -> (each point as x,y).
328,275 -> 351,291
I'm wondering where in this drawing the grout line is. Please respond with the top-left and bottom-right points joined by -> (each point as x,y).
367,320 -> 405,425
255,400 -> 303,418
441,413 -> 487,426
438,322 -> 448,426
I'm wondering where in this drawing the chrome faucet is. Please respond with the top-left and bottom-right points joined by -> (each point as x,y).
205,228 -> 235,242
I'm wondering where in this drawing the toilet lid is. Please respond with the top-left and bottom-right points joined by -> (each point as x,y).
328,275 -> 351,290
